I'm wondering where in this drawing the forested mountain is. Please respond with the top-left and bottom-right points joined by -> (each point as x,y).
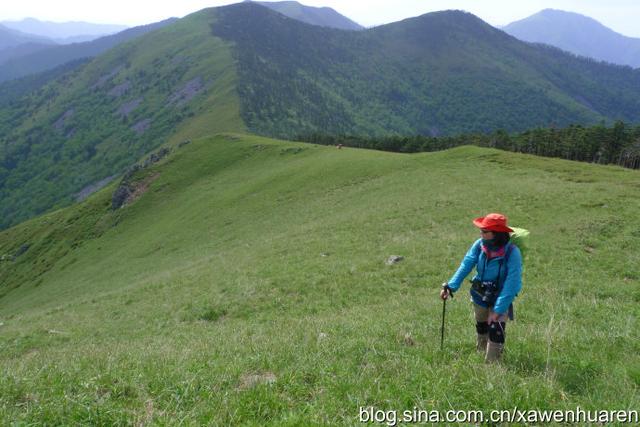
2,2 -> 640,229
303,121 -> 640,170
0,59 -> 91,108
503,9 -> 640,68
215,4 -> 640,137
0,19 -> 177,83
256,0 -> 363,30
0,24 -> 53,50
0,42 -> 54,65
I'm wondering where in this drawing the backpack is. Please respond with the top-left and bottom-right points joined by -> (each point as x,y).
509,227 -> 529,261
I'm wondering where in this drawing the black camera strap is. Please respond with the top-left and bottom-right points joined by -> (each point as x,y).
477,245 -> 510,304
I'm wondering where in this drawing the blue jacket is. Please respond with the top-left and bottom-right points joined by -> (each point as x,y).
447,239 -> 522,314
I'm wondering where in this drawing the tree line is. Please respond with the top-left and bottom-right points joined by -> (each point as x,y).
297,121 -> 640,170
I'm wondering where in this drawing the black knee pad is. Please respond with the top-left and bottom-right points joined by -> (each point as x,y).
489,322 -> 506,343
476,321 -> 489,335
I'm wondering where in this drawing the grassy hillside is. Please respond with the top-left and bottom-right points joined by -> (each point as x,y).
4,2 -> 640,232
1,134 -> 638,424
0,8 -> 243,230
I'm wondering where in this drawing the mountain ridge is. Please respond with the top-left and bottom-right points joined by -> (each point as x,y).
255,0 -> 363,30
1,18 -> 128,40
503,9 -> 640,68
213,4 -> 640,137
0,23 -> 55,50
0,18 -> 177,83
2,2 -> 640,229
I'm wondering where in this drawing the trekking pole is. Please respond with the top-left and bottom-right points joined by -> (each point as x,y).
440,284 -> 453,350
440,297 -> 447,351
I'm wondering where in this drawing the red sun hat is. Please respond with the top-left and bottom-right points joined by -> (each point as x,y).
473,213 -> 514,233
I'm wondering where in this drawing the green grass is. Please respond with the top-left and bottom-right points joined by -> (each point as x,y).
0,7 -> 244,230
5,2 -> 640,232
1,134 -> 639,424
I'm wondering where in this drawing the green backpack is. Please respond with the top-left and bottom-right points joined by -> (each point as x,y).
509,227 -> 529,261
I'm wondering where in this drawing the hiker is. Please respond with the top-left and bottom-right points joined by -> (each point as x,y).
440,213 -> 522,362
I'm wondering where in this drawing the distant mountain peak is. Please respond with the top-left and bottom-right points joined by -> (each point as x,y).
530,9 -> 607,26
539,8 -> 590,16
380,8 -> 508,42
407,9 -> 498,27
249,0 -> 363,30
539,8 -> 570,14
503,9 -> 640,68
0,22 -> 56,49
1,18 -> 128,40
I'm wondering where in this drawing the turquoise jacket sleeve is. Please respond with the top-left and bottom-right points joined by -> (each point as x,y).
493,245 -> 523,314
447,239 -> 482,292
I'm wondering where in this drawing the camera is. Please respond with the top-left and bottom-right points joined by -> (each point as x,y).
471,279 -> 499,305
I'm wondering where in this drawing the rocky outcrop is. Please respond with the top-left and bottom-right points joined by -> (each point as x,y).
141,148 -> 170,168
116,97 -> 142,118
92,65 -> 124,90
386,255 -> 404,265
168,77 -> 203,106
75,175 -> 117,202
108,81 -> 131,98
53,109 -> 74,131
131,118 -> 151,135
0,244 -> 30,262
111,148 -> 172,210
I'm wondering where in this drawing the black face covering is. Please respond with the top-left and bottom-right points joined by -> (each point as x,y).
482,238 -> 498,250
488,232 -> 510,248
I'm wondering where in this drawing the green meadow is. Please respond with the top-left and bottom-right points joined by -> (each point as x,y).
1,134 -> 639,424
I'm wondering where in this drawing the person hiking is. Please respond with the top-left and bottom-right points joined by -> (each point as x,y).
440,213 -> 522,363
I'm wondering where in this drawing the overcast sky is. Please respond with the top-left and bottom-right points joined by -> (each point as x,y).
2,0 -> 640,37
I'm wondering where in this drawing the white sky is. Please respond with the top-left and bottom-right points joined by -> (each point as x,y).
2,0 -> 640,37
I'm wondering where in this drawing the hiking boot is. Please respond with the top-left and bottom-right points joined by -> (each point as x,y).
476,333 -> 489,353
485,341 -> 504,363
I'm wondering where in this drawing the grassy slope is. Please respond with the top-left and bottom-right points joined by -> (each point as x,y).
0,134 -> 638,424
0,8 -> 243,230
5,3 -> 640,232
